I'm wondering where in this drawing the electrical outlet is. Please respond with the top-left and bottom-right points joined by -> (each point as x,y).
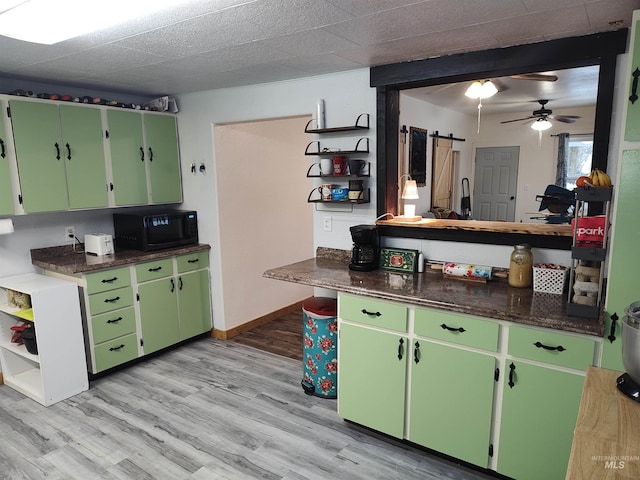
323,216 -> 332,232
65,225 -> 75,244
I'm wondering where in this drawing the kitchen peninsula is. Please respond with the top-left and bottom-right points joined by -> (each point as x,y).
265,247 -> 605,480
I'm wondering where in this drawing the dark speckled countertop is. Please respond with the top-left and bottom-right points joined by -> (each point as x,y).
31,243 -> 211,275
264,247 -> 603,337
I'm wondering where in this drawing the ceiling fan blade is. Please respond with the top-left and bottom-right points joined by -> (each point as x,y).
500,116 -> 535,124
550,114 -> 581,123
510,73 -> 558,82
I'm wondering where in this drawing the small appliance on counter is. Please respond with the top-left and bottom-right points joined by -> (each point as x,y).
84,233 -> 114,256
349,224 -> 379,271
617,301 -> 640,401
113,210 -> 198,251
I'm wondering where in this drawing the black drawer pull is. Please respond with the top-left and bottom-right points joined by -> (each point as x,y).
397,338 -> 404,360
608,313 -> 618,343
101,277 -> 118,283
630,67 -> 640,104
533,341 -> 565,352
109,344 -> 125,352
104,296 -> 120,303
508,362 -> 516,388
106,317 -> 123,324
441,323 -> 465,333
148,266 -> 162,272
187,258 -> 199,263
414,341 -> 420,364
362,309 -> 381,317
139,146 -> 145,161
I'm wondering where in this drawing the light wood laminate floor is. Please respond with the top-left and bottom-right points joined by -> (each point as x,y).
0,338 -> 498,479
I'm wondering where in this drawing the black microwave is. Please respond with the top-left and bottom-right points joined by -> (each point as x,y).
113,211 -> 198,251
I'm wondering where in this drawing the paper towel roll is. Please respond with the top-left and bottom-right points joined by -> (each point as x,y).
0,218 -> 14,235
316,99 -> 325,129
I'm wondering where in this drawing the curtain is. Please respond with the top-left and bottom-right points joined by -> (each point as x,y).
555,133 -> 570,187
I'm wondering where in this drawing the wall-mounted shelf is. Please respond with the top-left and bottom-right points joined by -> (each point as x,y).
304,138 -> 369,156
304,113 -> 369,134
307,188 -> 370,204
306,162 -> 371,178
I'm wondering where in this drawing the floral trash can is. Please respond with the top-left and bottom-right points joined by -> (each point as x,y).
301,297 -> 338,398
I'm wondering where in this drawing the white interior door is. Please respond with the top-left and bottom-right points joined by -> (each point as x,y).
473,146 -> 519,221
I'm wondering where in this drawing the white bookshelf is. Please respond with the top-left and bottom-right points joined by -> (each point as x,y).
0,273 -> 88,406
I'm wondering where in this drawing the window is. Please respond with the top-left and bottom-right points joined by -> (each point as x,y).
564,134 -> 593,190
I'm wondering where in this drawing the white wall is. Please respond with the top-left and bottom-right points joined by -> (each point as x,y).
175,69 -> 377,331
212,116 -> 314,331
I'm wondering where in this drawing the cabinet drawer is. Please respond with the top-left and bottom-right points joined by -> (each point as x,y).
508,325 -> 595,371
94,334 -> 138,372
176,251 -> 209,273
136,258 -> 173,283
339,293 -> 407,332
85,267 -> 131,294
414,309 -> 499,352
91,307 -> 136,344
88,286 -> 134,316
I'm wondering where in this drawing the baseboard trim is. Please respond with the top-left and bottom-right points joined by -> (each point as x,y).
212,299 -> 310,340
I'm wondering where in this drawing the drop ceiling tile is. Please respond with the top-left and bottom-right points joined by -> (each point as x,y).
276,53 -> 364,75
260,29 -> 360,56
324,0 -> 429,16
584,0 -> 638,28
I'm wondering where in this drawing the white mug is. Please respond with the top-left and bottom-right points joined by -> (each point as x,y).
320,158 -> 333,175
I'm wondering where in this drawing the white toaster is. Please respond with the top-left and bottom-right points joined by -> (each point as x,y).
84,233 -> 114,256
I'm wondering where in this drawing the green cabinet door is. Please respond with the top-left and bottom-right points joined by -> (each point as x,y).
177,269 -> 211,339
337,323 -> 407,438
625,17 -> 640,141
603,149 -> 640,372
409,341 -> 495,467
107,110 -> 148,206
497,361 -> 584,480
144,114 -> 182,204
138,277 -> 180,355
59,105 -> 108,209
0,111 -> 14,215
9,100 -> 68,212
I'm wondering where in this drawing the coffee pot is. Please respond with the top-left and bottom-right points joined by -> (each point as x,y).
349,225 -> 379,271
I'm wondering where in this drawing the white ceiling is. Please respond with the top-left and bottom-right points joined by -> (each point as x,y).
0,0 -> 637,97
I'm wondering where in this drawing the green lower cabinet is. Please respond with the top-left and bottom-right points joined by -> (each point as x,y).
177,269 -> 211,339
338,323 -> 407,438
0,110 -> 15,215
138,277 -> 180,354
497,361 -> 584,480
408,341 -> 495,467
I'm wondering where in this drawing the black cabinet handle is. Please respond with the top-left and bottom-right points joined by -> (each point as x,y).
609,313 -> 619,343
148,147 -> 153,162
508,362 -> 516,388
170,278 -> 175,292
179,277 -> 183,290
397,338 -> 404,360
104,296 -> 120,303
140,146 -> 145,161
533,341 -> 565,352
109,344 -> 125,352
414,341 -> 420,364
441,323 -> 465,333
101,277 -> 118,283
0,138 -> 5,158
66,142 -> 71,160
630,67 -> 640,104
148,266 -> 162,272
362,309 -> 381,317
187,258 -> 199,263
106,317 -> 123,324
55,142 -> 60,160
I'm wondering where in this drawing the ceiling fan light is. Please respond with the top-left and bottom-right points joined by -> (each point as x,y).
531,118 -> 552,131
465,80 -> 498,99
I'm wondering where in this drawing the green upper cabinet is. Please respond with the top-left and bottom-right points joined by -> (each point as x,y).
177,269 -> 211,340
603,149 -> 640,371
337,323 -> 407,438
0,109 -> 14,215
59,105 -> 108,209
107,109 -> 148,206
409,341 -> 495,467
625,15 -> 640,141
10,100 -> 107,212
144,114 -> 182,204
9,100 -> 68,212
497,361 -> 584,480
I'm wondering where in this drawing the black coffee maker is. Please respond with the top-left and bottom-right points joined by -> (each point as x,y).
349,225 -> 379,271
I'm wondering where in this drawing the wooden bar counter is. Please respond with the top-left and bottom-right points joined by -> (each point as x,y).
566,366 -> 640,479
